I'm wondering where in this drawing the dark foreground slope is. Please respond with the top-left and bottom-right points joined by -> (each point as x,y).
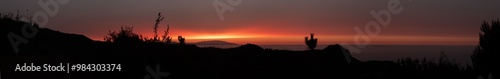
0,18 -> 358,79
1,18 -> 475,79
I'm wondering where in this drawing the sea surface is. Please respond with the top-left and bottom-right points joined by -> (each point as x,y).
197,45 -> 476,66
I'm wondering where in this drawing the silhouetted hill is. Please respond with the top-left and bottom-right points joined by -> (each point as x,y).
194,40 -> 238,45
1,17 -> 357,79
1,18 -> 95,55
234,43 -> 263,50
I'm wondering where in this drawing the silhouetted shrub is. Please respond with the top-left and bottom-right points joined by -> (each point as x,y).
305,33 -> 318,50
161,24 -> 172,44
104,26 -> 143,44
398,52 -> 462,72
145,12 -> 174,44
178,36 -> 185,45
396,52 -> 470,79
471,19 -> 500,76
153,12 -> 164,41
1,10 -> 33,23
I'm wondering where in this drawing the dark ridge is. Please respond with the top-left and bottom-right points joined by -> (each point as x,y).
233,43 -> 263,50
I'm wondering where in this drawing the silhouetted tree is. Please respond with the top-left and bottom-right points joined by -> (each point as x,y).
178,36 -> 185,45
104,26 -> 143,44
305,33 -> 318,50
471,19 -> 500,76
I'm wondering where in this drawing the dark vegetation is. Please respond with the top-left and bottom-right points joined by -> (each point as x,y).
471,20 -> 500,78
103,26 -> 142,44
305,33 -> 318,50
395,52 -> 474,79
1,12 -> 498,79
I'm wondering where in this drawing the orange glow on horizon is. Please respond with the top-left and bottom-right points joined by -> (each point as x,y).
87,25 -> 477,45
188,35 -> 254,39
89,33 -> 477,45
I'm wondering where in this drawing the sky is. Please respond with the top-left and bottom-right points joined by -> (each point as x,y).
1,0 -> 500,45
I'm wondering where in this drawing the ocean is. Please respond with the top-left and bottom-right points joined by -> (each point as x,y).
196,45 -> 476,66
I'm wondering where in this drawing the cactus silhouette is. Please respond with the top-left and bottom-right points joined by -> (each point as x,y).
305,33 -> 318,50
178,36 -> 185,45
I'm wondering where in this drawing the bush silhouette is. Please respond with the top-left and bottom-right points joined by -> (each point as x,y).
396,52 -> 468,79
104,26 -> 143,44
104,12 -> 180,45
178,36 -> 185,45
305,33 -> 318,50
144,12 -> 173,44
471,19 -> 500,76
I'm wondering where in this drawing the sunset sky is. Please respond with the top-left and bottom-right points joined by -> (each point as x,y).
2,0 -> 500,45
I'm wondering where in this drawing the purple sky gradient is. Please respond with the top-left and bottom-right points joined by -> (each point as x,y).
1,0 -> 499,45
